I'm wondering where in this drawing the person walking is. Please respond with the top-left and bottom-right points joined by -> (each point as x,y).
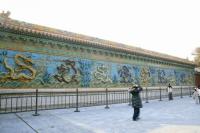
167,83 -> 173,100
129,84 -> 143,121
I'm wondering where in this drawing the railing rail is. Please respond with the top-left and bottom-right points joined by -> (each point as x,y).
0,86 -> 195,114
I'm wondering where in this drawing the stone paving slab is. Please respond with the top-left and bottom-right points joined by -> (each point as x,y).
0,97 -> 200,133
0,114 -> 35,133
149,125 -> 200,133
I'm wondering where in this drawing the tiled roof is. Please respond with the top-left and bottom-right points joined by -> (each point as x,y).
0,12 -> 195,65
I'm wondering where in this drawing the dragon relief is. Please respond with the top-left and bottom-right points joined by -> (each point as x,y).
54,60 -> 79,84
0,54 -> 36,82
140,67 -> 150,86
93,65 -> 112,84
118,66 -> 133,83
186,73 -> 194,85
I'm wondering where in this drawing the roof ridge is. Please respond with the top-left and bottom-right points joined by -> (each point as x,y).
0,12 -> 194,65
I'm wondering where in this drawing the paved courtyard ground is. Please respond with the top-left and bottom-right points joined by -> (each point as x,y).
0,96 -> 200,133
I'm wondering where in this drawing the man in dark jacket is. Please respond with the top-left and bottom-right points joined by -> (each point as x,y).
167,83 -> 173,100
129,84 -> 143,121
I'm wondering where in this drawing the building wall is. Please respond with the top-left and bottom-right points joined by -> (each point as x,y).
195,73 -> 200,87
0,31 -> 195,88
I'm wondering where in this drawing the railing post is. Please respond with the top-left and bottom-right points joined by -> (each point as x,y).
33,89 -> 39,116
180,86 -> 183,98
145,87 -> 149,103
159,86 -> 162,101
0,94 -> 1,110
74,88 -> 80,112
128,88 -> 131,106
189,87 -> 192,97
0,94 -> 1,112
105,88 -> 110,109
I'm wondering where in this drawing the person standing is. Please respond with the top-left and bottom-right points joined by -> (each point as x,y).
197,86 -> 200,104
193,87 -> 199,104
167,83 -> 173,100
129,84 -> 143,121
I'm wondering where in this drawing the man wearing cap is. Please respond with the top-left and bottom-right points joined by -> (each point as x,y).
129,84 -> 143,121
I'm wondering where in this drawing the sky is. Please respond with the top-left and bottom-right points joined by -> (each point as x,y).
0,0 -> 200,61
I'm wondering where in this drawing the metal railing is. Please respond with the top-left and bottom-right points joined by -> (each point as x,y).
0,86 -> 194,114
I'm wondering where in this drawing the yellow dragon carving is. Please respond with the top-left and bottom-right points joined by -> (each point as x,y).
1,54 -> 36,82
